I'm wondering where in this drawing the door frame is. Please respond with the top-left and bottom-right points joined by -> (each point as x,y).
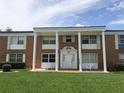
60,46 -> 77,69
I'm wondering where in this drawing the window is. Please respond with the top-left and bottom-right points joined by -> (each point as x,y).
82,53 -> 98,63
118,35 -> 124,49
9,54 -> 16,62
119,54 -> 124,62
11,36 -> 24,45
42,54 -> 48,62
82,35 -> 97,44
66,35 -> 72,43
9,54 -> 23,62
42,54 -> 55,63
17,54 -> 23,62
49,54 -> 55,62
42,37 -> 56,44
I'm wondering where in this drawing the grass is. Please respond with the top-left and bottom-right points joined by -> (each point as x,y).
0,70 -> 124,93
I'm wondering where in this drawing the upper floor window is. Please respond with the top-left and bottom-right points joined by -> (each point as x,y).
82,35 -> 97,44
118,35 -> 124,49
42,37 -> 56,44
66,35 -> 72,43
11,36 -> 24,45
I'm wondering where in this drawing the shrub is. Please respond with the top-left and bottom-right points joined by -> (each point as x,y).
0,62 -> 26,69
114,63 -> 124,71
2,64 -> 12,72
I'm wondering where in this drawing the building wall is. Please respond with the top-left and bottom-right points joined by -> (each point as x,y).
0,36 -> 34,68
25,36 -> 34,68
35,36 -> 42,68
38,35 -> 104,70
106,35 -> 117,70
0,36 -> 7,61
106,35 -> 124,70
0,33 -> 122,71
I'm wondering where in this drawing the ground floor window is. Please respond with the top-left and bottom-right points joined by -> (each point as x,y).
119,54 -> 124,62
9,53 -> 23,62
42,53 -> 55,63
82,53 -> 98,69
82,53 -> 98,63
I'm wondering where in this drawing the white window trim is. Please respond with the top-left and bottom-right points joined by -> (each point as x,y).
7,36 -> 26,50
6,54 -> 9,62
118,35 -> 124,49
42,53 -> 55,63
119,54 -> 124,62
82,35 -> 97,44
6,53 -> 25,62
65,35 -> 72,43
63,35 -> 75,43
82,53 -> 98,63
82,53 -> 98,69
42,36 -> 56,45
115,34 -> 118,49
115,34 -> 124,50
97,35 -> 101,49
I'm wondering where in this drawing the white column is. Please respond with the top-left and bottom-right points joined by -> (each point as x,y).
102,31 -> 107,72
32,32 -> 37,71
55,32 -> 59,71
78,32 -> 82,72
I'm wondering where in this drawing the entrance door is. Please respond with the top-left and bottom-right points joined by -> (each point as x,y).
60,46 -> 77,69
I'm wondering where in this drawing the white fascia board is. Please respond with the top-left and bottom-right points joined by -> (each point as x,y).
34,27 -> 106,33
0,33 -> 33,36
105,32 -> 124,35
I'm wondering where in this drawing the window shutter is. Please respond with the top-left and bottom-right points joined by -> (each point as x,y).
63,36 -> 66,43
115,34 -> 118,49
72,35 -> 75,42
23,54 -> 26,62
7,36 -> 10,49
97,35 -> 101,49
6,54 -> 9,62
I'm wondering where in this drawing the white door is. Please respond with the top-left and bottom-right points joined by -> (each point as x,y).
60,47 -> 77,69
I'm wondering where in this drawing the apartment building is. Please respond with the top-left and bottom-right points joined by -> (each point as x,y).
0,26 -> 123,72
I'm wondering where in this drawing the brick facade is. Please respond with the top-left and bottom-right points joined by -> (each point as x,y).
0,29 -> 123,71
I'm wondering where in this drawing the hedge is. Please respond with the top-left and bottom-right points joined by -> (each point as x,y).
2,64 -> 12,72
114,63 -> 124,71
0,62 -> 26,69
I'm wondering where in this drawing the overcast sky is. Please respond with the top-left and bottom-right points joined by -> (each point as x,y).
0,0 -> 124,31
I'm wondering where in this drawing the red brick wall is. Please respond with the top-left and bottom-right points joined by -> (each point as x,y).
0,36 -> 7,61
35,36 -> 42,68
106,35 -> 121,70
25,36 -> 34,68
0,34 -> 121,71
0,36 -> 34,68
37,35 -> 104,70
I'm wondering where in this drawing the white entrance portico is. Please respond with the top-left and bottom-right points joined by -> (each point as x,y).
32,27 -> 107,72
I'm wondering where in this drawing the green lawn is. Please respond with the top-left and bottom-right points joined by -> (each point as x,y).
0,70 -> 124,93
